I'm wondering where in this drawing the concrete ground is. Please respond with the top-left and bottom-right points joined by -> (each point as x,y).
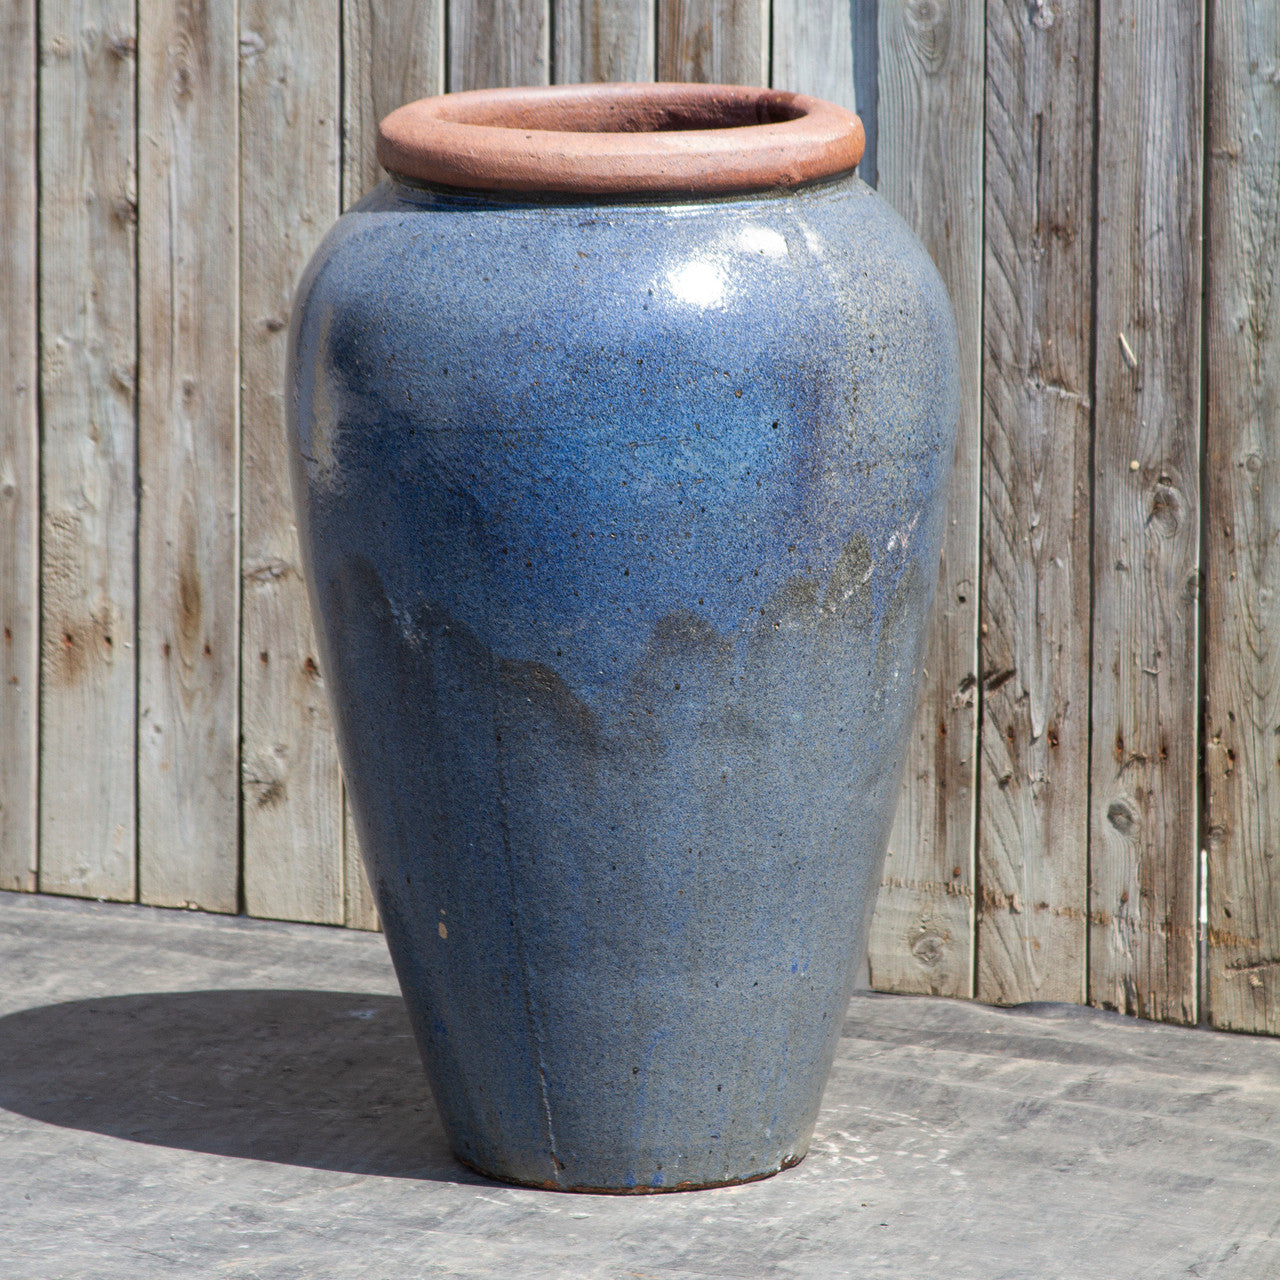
1,892 -> 1278,1280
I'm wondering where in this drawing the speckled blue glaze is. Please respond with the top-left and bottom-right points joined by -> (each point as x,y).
288,171 -> 959,1192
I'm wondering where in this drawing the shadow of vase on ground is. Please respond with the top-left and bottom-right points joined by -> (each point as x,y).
0,988 -> 488,1183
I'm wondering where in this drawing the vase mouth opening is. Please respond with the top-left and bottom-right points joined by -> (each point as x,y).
377,83 -> 864,198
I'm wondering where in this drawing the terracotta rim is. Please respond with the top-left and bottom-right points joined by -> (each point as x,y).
377,83 -> 864,197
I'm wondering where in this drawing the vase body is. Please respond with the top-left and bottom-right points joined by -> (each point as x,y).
288,169 -> 959,1191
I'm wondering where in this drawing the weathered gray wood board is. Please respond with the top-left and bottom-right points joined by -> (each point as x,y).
38,0 -> 138,902
342,804 -> 381,932
136,0 -> 240,913
850,0 -> 879,185
342,0 -> 445,205
449,0 -> 550,91
976,0 -> 1094,1005
658,0 -> 768,85
771,0 -> 854,109
8,0 -> 1280,1036
239,0 -> 345,924
866,0 -> 984,1000
1205,3 -> 1280,1036
0,1 -> 39,893
554,0 -> 655,82
1089,0 -> 1203,1024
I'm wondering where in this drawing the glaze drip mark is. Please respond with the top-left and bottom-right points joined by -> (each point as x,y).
491,636 -> 565,1189
757,576 -> 821,634
647,608 -> 733,661
819,533 -> 873,630
329,545 -> 928,777
499,657 -> 601,752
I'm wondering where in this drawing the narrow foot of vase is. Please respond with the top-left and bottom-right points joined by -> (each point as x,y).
452,1150 -> 807,1195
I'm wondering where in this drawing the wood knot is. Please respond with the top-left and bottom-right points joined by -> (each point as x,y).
1147,482 -> 1181,537
897,0 -> 951,74
911,933 -> 946,967
1106,799 -> 1138,837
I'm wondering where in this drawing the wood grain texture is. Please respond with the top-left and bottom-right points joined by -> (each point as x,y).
851,0 -> 880,185
1204,4 -> 1280,1034
865,0 -> 984,999
0,0 -> 39,892
1090,0 -> 1203,1023
449,0 -> 549,91
240,0 -> 343,924
37,0 -> 138,901
554,0 -> 654,82
771,0 -> 854,109
6,0 -> 1278,1037
137,0 -> 239,911
976,0 -> 1094,1004
657,0 -> 768,85
342,0 -> 444,206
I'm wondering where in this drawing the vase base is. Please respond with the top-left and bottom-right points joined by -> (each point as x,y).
453,1150 -> 807,1195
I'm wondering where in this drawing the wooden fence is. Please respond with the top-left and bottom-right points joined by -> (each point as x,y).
2,0 -> 1277,1034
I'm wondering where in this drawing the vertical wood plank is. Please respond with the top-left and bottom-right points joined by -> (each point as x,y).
976,0 -> 1094,1004
449,0 -> 549,91
554,0 -> 654,83
771,0 -> 855,110
851,0 -> 880,185
1090,0 -> 1203,1023
339,0 -> 445,930
772,2 -> 876,193
342,0 -> 444,206
38,0 -> 138,901
239,0 -> 343,923
137,0 -> 240,911
341,802 -> 380,931
865,0 -> 984,998
657,0 -> 768,85
1204,5 -> 1280,1034
0,0 -> 40,892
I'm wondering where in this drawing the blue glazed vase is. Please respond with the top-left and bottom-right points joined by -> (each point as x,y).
288,84 -> 959,1192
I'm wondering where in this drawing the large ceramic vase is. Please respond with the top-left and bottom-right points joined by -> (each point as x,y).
288,83 -> 959,1193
